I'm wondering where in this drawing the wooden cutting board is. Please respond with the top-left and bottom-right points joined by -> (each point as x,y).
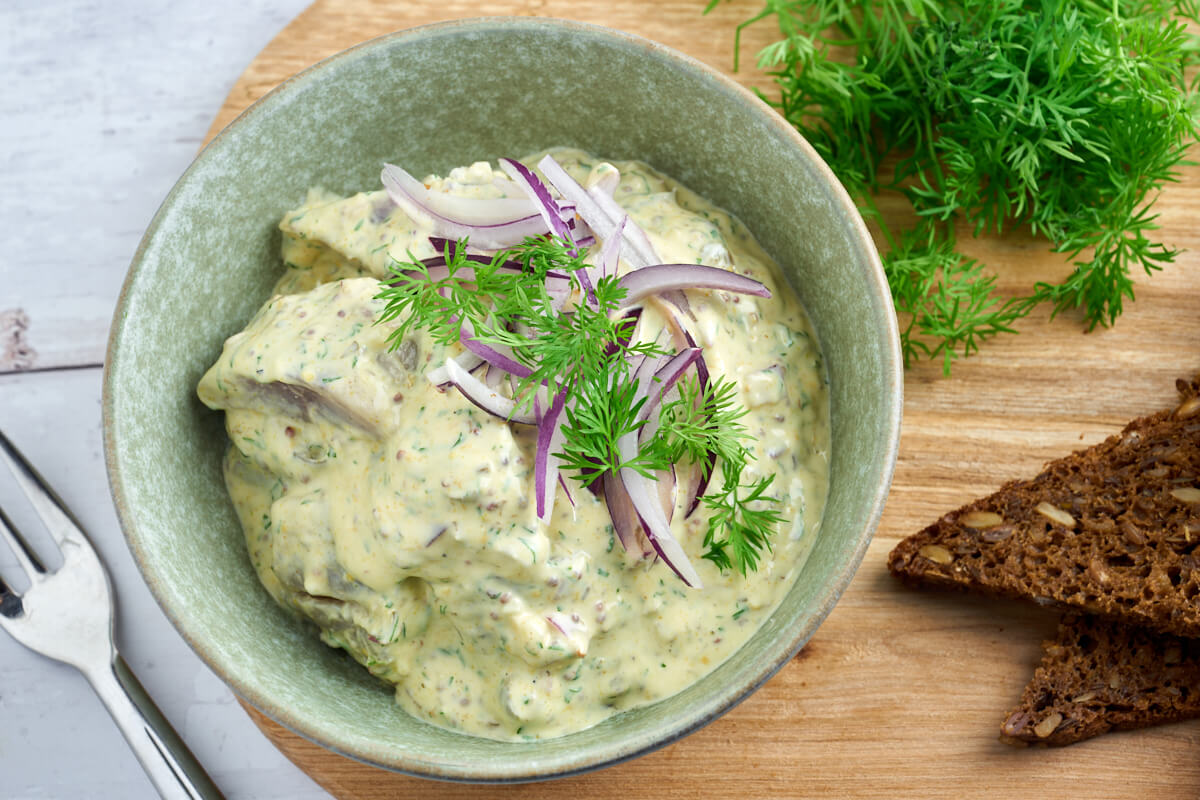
205,2 -> 1200,797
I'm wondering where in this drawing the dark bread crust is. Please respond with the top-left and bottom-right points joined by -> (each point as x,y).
1000,613 -> 1200,746
889,375 -> 1200,636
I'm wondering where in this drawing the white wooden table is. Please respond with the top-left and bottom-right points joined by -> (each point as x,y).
1,2 -> 331,797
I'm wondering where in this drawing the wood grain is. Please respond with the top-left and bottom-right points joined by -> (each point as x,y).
207,2 -> 1200,797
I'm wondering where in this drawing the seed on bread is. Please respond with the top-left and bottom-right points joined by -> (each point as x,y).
1000,614 -> 1200,747
1170,487 -> 1200,503
888,372 -> 1200,638
1175,396 -> 1200,420
960,510 -> 1004,529
918,544 -> 954,565
1035,502 -> 1076,529
1033,713 -> 1063,739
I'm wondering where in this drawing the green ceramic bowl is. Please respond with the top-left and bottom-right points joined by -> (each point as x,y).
103,17 -> 900,782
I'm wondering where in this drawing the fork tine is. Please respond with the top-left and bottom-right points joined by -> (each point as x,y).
0,572 -> 22,619
0,504 -> 45,578
0,429 -> 86,549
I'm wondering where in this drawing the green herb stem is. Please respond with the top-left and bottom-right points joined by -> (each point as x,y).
713,0 -> 1200,373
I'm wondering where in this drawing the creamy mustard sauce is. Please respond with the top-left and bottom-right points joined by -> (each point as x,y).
198,150 -> 829,740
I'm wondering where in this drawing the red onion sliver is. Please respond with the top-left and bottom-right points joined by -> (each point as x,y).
594,215 -> 626,280
657,465 -> 677,525
497,158 -> 603,303
610,347 -> 706,586
603,472 -> 650,556
591,168 -> 620,198
557,473 -> 576,513
686,452 -> 719,518
382,164 -> 551,249
617,264 -> 771,307
444,357 -> 535,425
391,263 -> 529,287
382,163 -> 539,221
459,319 -> 533,379
427,350 -> 485,387
537,156 -> 610,232
606,307 -> 643,358
538,155 -> 655,273
535,389 -> 567,523
617,451 -> 702,587
642,348 -> 701,421
587,185 -> 661,268
498,158 -> 576,248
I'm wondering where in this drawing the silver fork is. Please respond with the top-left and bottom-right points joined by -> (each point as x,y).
0,430 -> 223,799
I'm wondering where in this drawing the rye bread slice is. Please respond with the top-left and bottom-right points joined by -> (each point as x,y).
1000,613 -> 1200,746
888,374 -> 1200,636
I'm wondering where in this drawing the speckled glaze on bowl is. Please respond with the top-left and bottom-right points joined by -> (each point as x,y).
102,17 -> 900,783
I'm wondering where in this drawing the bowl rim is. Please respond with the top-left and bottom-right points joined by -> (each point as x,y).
102,15 -> 902,783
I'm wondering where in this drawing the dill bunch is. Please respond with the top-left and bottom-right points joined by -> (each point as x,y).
713,0 -> 1200,372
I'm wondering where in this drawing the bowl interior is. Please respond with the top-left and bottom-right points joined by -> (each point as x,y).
104,18 -> 899,781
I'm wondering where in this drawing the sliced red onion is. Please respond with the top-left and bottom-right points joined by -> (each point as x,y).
497,158 -> 601,305
673,328 -> 717,518
558,473 -> 576,512
635,347 -> 700,447
420,253 -> 526,273
391,263 -> 527,287
444,357 -> 535,425
633,349 -> 667,387
602,472 -> 652,557
657,465 -> 677,525
421,242 -> 574,290
499,157 -> 597,307
587,185 -> 661,268
546,611 -> 584,638
498,158 -> 576,248
539,155 -> 656,272
459,319 -> 533,379
617,264 -> 770,307
546,612 -> 587,657
535,389 -> 567,523
642,348 -> 701,421
426,525 -> 447,547
535,156 -> 692,311
618,453 -> 702,587
427,350 -> 485,387
383,164 -> 539,221
428,236 -> 493,257
657,297 -> 692,352
536,156 -> 610,231
382,164 -> 551,249
591,168 -> 620,198
594,215 -> 626,280
683,330 -> 710,390
606,307 -> 643,357
686,453 -> 718,519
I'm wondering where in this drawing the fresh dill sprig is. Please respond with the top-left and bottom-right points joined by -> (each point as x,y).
377,234 -> 782,576
712,0 -> 1200,373
701,471 -> 785,575
652,374 -> 750,474
555,358 -> 660,479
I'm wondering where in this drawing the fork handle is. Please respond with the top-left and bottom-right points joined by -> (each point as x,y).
84,656 -> 225,800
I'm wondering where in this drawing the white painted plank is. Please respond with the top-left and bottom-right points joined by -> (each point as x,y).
0,0 -> 313,374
